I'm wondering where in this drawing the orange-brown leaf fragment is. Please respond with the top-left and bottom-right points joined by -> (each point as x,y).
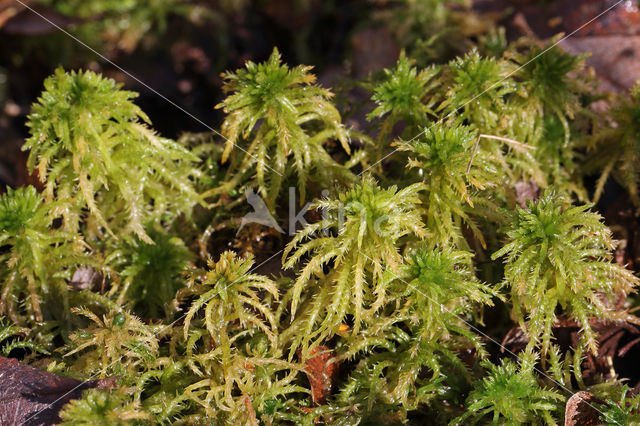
564,391 -> 603,426
303,346 -> 338,404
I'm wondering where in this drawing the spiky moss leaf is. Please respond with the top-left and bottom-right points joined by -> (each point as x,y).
523,114 -> 587,200
331,247 -> 496,417
368,51 -> 439,126
130,358 -> 204,423
593,385 -> 640,425
452,352 -> 563,425
430,49 -> 547,188
59,388 -> 150,425
492,191 -> 640,358
396,123 -> 501,248
332,252 -> 489,422
402,247 -> 496,318
439,50 -> 516,132
24,68 -> 202,243
500,39 -> 592,190
213,48 -> 354,207
182,251 -> 279,354
335,357 -> 444,422
180,352 -> 305,424
65,308 -> 158,379
0,185 -> 41,233
401,247 -> 497,347
0,186 -> 92,325
117,228 -> 191,318
511,40 -> 587,121
283,177 -> 427,354
0,316 -> 49,356
173,259 -> 303,426
365,50 -> 440,173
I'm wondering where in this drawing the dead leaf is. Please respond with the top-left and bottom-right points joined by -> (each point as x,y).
564,391 -> 603,426
302,346 -> 338,404
0,356 -> 117,425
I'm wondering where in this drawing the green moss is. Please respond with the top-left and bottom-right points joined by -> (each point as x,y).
116,229 -> 191,318
368,52 -> 439,153
7,31 -> 640,424
182,251 -> 280,352
0,317 -> 49,356
59,388 -> 150,425
24,68 -> 202,243
65,307 -> 158,378
212,48 -> 356,207
588,83 -> 640,207
283,178 -> 426,353
593,386 -> 640,425
492,191 -> 639,358
397,123 -> 501,247
0,186 -> 92,324
453,352 -> 563,425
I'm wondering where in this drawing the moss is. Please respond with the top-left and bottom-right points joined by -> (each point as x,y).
492,191 -> 639,358
7,31 -> 640,424
453,352 -> 563,425
116,228 -> 192,318
0,186 -> 92,325
282,178 -> 426,353
211,48 -> 357,208
24,68 -> 203,243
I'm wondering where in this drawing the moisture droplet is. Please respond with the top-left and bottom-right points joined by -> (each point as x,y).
112,313 -> 126,327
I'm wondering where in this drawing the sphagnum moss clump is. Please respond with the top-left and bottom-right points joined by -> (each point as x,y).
182,250 -> 280,352
58,388 -> 150,425
64,308 -> 159,378
0,186 -> 92,324
368,51 -> 439,157
0,317 -> 48,356
401,247 -> 497,327
396,123 -> 501,248
8,35 -> 640,425
452,351 -> 563,425
588,82 -> 640,207
439,51 -> 515,133
368,51 -> 438,129
212,48 -> 357,208
114,227 -> 192,318
24,68 -> 202,243
510,40 -> 588,147
282,178 -> 427,353
492,191 -> 639,358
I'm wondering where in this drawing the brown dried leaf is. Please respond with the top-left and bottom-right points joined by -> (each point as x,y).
0,357 -> 116,425
564,391 -> 603,426
303,346 -> 338,404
